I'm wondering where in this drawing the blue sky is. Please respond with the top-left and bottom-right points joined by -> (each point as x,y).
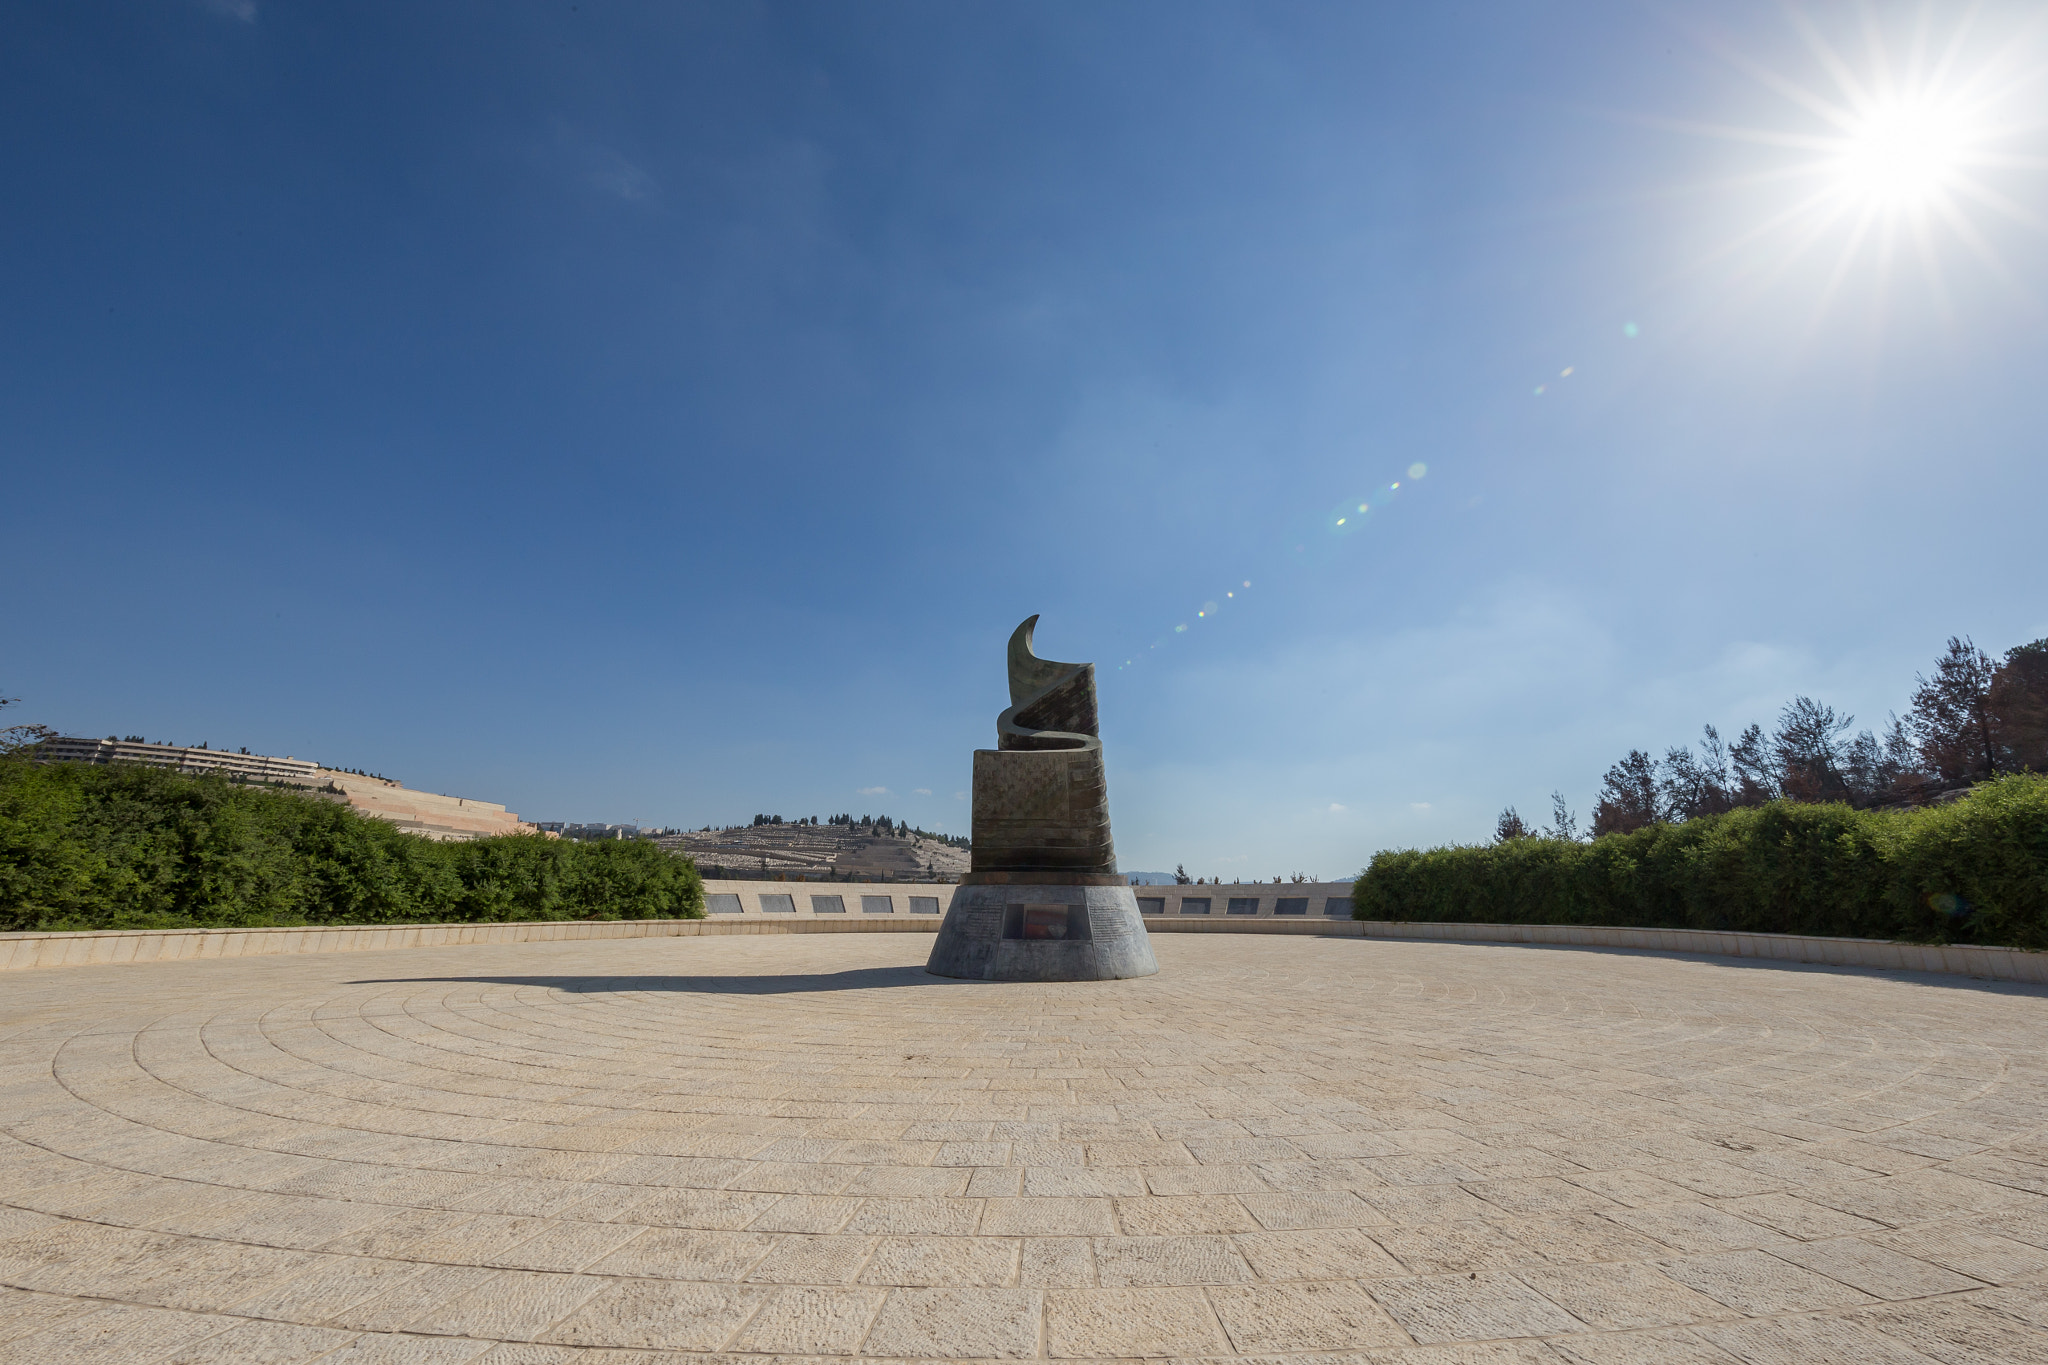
5,1 -> 2044,877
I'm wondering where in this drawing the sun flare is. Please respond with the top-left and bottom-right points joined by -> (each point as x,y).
1672,8 -> 2044,316
1830,97 -> 1975,209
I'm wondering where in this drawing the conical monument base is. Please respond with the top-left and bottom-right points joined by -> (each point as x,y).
925,879 -> 1159,982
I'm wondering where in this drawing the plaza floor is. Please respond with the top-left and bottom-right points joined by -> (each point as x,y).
2,933 -> 2047,1364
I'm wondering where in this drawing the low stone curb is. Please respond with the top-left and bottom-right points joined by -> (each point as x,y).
1151,917 -> 2046,982
3,906 -> 2039,984
0,916 -> 944,970
1347,918 -> 2048,983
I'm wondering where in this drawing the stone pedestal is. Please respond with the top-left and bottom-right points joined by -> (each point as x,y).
926,878 -> 1159,982
926,615 -> 1159,983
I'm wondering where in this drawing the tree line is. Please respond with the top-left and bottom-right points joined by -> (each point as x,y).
743,811 -> 970,848
1500,634 -> 2048,842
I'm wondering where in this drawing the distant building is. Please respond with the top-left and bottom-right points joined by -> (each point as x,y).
36,735 -> 536,843
561,823 -> 638,840
34,736 -> 319,785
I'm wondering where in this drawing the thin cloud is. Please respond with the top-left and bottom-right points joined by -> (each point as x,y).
912,787 -> 932,796
857,786 -> 889,796
537,125 -> 656,203
587,147 -> 654,201
1327,803 -> 1347,814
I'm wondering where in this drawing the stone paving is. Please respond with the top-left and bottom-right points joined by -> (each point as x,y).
2,934 -> 2047,1364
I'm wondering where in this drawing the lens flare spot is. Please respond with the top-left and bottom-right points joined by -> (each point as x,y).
1407,462 -> 1426,479
1174,624 -> 1186,633
1335,517 -> 1345,526
1560,366 -> 1573,377
1242,581 -> 1250,588
1533,385 -> 1546,395
1623,322 -> 1638,337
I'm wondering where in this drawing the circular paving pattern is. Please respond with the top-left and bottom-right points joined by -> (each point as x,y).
2,933 -> 2047,1363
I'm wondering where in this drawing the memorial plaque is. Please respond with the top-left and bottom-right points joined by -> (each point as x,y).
1227,897 -> 1260,915
1275,897 -> 1308,916
811,895 -> 846,913
1180,898 -> 1212,915
1324,897 -> 1352,916
924,615 -> 1158,981
1087,905 -> 1134,941
759,893 -> 796,913
860,895 -> 895,914
705,893 -> 744,914
908,896 -> 941,914
1137,897 -> 1165,915
1002,903 -> 1089,940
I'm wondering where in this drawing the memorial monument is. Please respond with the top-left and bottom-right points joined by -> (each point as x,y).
925,615 -> 1159,981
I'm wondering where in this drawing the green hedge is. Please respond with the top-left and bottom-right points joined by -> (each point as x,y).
1352,773 -> 2048,950
0,756 -> 703,933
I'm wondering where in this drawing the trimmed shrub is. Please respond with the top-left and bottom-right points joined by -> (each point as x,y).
1352,773 -> 2048,949
0,757 -> 703,932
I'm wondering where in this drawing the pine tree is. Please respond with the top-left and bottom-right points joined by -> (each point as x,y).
1908,637 -> 2000,784
1990,638 -> 2048,773
1592,751 -> 1661,836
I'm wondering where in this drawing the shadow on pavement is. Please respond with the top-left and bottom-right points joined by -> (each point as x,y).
347,966 -> 984,994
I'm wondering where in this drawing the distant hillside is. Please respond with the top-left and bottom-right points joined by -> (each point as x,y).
658,818 -> 969,882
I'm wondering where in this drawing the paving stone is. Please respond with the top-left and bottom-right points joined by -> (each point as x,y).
862,1287 -> 1041,1357
1093,1234 -> 1250,1285
1655,1249 -> 1876,1315
1044,1285 -> 1227,1356
1018,1236 -> 1095,1287
1512,1261 -> 1730,1330
3,932 -> 2045,1361
1370,1271 -> 1587,1342
538,1280 -> 765,1349
152,1318 -> 361,1363
857,1236 -> 1019,1287
726,1285 -> 885,1354
1854,1296 -> 2048,1364
1547,1326 -> 1745,1364
1234,1226 -> 1409,1280
1116,1193 -> 1262,1235
1772,1236 -> 1985,1298
1209,1279 -> 1411,1351
1693,1313 -> 1950,1365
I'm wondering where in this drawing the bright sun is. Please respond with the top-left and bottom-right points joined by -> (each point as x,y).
1675,10 -> 2042,310
1831,98 -> 1974,209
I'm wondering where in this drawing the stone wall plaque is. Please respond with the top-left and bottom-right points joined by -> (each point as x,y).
860,895 -> 895,914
